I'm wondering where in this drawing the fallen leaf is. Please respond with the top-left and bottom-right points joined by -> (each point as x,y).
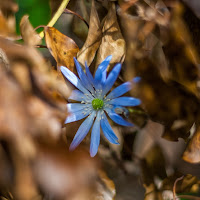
71,0 -> 89,41
44,26 -> 79,71
136,0 -> 170,26
77,0 -> 102,66
93,170 -> 116,200
33,142 -> 98,199
144,33 -> 169,81
20,15 -> 41,46
0,0 -> 18,14
119,2 -> 200,141
144,183 -> 163,200
183,124 -> 200,163
0,12 -> 13,36
96,3 -> 126,70
162,3 -> 200,97
162,173 -> 200,194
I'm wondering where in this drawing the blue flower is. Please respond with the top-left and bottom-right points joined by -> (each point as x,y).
61,55 -> 141,157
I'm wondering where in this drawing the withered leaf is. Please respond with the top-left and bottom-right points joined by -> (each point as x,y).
0,0 -> 18,14
44,26 -> 79,71
120,2 -> 200,141
131,58 -> 199,141
162,173 -> 200,194
136,0 -> 170,26
20,15 -> 41,46
183,125 -> 200,163
93,170 -> 116,200
163,3 -> 200,97
77,0 -> 102,67
33,142 -> 98,199
96,3 -> 126,70
144,184 -> 163,200
0,12 -> 13,37
144,33 -> 169,81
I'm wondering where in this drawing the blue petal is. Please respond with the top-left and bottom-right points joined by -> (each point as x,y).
133,77 -> 141,83
85,61 -> 95,86
90,111 -> 101,157
102,63 -> 121,96
69,111 -> 96,151
108,97 -> 141,107
74,58 -> 95,93
69,90 -> 92,103
105,108 -> 133,126
65,108 -> 91,124
94,55 -> 112,88
60,66 -> 90,95
100,113 -> 119,144
67,103 -> 90,113
106,82 -> 132,99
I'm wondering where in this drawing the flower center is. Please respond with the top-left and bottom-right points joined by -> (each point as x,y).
92,98 -> 104,110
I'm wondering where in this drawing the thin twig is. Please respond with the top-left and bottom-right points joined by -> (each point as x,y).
63,8 -> 89,28
34,25 -> 46,32
173,175 -> 184,200
39,0 -> 71,38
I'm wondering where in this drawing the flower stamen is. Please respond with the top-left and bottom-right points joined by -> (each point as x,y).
92,98 -> 104,110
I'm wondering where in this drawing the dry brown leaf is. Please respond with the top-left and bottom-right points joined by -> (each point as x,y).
44,26 -> 79,71
0,12 -> 13,37
136,0 -> 170,26
0,0 -> 18,14
33,142 -> 98,199
0,67 -> 31,140
144,184 -> 163,200
77,0 -> 102,67
183,125 -> 200,163
162,3 -> 200,97
94,170 -> 116,200
96,3 -> 126,70
0,36 -> 46,68
162,173 -> 200,194
144,33 -> 169,80
20,15 -> 41,46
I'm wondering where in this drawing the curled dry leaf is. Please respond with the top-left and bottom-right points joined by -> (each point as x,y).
77,0 -> 102,66
20,15 -> 41,46
183,125 -> 200,163
96,3 -> 126,70
44,26 -> 79,71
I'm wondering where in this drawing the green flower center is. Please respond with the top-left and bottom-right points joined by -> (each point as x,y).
92,98 -> 104,110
